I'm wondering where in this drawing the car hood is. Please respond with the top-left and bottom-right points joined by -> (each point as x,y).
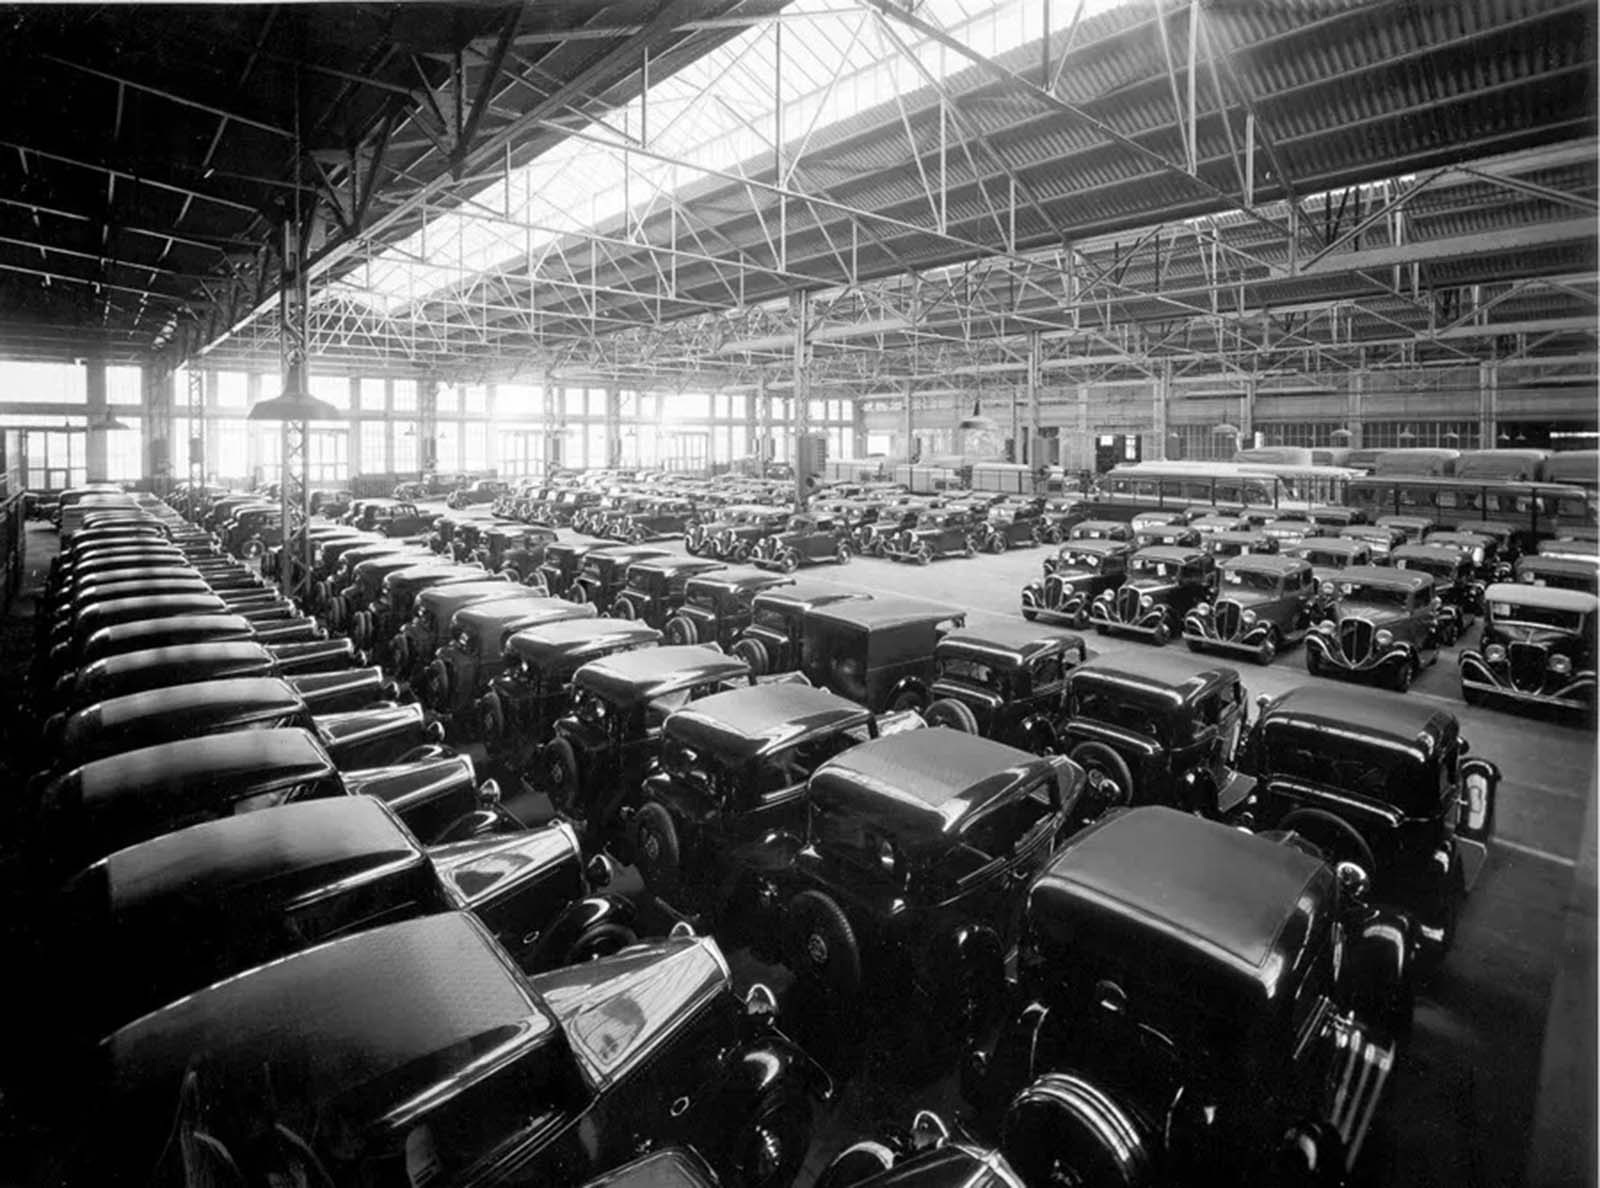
1485,622 -> 1583,649
1334,600 -> 1408,625
1213,587 -> 1277,608
1123,577 -> 1178,594
527,935 -> 729,1090
1048,566 -> 1101,585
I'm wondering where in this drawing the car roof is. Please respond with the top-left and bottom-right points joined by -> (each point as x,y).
665,684 -> 870,760
1286,538 -> 1366,556
1217,554 -> 1306,575
1483,582 -> 1597,613
1262,685 -> 1456,756
1032,807 -> 1330,985
810,728 -> 1051,844
455,596 -> 594,629
509,617 -> 661,660
1055,539 -> 1129,556
753,583 -> 868,611
103,913 -> 555,1145
630,556 -> 727,576
1393,543 -> 1467,563
1338,564 -> 1433,590
1073,519 -> 1128,531
1130,545 -> 1207,564
417,579 -> 521,611
86,613 -> 254,647
572,644 -> 747,702
588,544 -> 672,563
685,566 -> 792,592
807,594 -> 961,630
1067,651 -> 1237,702
937,623 -> 1085,664
69,676 -> 302,737
84,640 -> 274,680
1516,554 -> 1599,577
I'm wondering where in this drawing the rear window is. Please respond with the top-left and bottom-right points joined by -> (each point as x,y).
1069,687 -> 1167,744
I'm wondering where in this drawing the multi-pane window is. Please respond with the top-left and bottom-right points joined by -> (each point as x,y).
392,380 -> 418,411
106,366 -> 142,404
1,361 -> 85,403
1362,421 -> 1480,450
308,430 -> 349,483
1167,425 -> 1233,462
215,419 -> 249,479
498,384 -> 541,417
464,385 -> 488,415
393,423 -> 418,473
26,428 -> 86,489
463,422 -> 488,471
437,385 -> 460,415
216,372 -> 248,408
103,416 -> 143,481
360,421 -> 388,474
436,422 -> 459,471
359,379 -> 387,410
309,375 -> 349,412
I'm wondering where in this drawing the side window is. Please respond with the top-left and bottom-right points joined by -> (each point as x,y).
1031,653 -> 1065,694
960,781 -> 1058,868
752,745 -> 810,798
1196,693 -> 1221,730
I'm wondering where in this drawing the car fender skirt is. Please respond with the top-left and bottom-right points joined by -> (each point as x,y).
528,892 -> 638,972
1001,1073 -> 1155,1188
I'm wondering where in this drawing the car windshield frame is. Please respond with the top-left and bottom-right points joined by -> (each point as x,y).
1337,582 -> 1411,609
1220,569 -> 1282,593
1068,687 -> 1170,744
1489,600 -> 1587,633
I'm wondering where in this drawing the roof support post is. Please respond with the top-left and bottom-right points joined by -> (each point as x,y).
1151,360 -> 1171,460
1346,368 -> 1364,450
793,288 -> 810,511
1026,329 -> 1041,468
757,370 -> 771,479
85,359 -> 108,482
1479,360 -> 1498,449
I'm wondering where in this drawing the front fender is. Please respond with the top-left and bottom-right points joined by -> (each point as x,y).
1342,910 -> 1415,1044
525,892 -> 638,972
724,1029 -> 835,1104
886,675 -> 928,707
1457,757 -> 1499,844
1021,583 -> 1042,608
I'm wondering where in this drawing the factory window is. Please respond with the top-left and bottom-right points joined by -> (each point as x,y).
499,384 -> 541,417
393,423 -> 419,474
26,428 -> 85,489
464,385 -> 488,415
308,429 -> 349,483
436,422 -> 459,472
360,421 -> 388,474
0,361 -> 85,404
216,372 -> 248,408
103,417 -> 142,481
359,379 -> 387,410
392,380 -> 418,411
437,385 -> 460,415
309,375 -> 349,412
215,419 -> 249,480
662,392 -> 709,421
106,366 -> 142,404
463,422 -> 488,471
1363,421 -> 1479,450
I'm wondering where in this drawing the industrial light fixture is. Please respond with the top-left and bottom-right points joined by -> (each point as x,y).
1397,427 -> 1416,442
1443,429 -> 1461,442
248,385 -> 340,423
87,410 -> 129,431
1212,422 -> 1240,436
957,398 -> 999,433
1329,427 -> 1353,441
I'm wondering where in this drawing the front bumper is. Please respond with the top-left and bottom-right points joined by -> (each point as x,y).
1459,650 -> 1596,709
1305,631 -> 1410,677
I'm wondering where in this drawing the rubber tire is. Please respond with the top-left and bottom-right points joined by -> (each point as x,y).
781,550 -> 800,574
888,689 -> 926,713
835,543 -> 851,565
570,922 -> 636,962
499,566 -> 523,584
1151,617 -> 1170,646
1306,648 -> 1322,677
1391,656 -> 1414,693
925,697 -> 981,734
1187,639 -> 1205,653
424,658 -> 450,711
612,596 -> 637,621
633,802 -> 683,901
1280,806 -> 1379,878
568,583 -> 589,604
1069,741 -> 1135,819
1257,627 -> 1279,666
1022,607 -> 1039,621
729,1089 -> 813,1188
389,634 -> 411,677
543,735 -> 582,816
477,691 -> 504,742
786,889 -> 862,1003
664,615 -> 698,645
733,637 -> 770,675
917,544 -> 933,566
1461,681 -> 1484,706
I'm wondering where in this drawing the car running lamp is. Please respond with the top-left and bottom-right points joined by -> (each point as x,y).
1242,609 -> 1258,625
1550,655 -> 1573,676
1375,629 -> 1394,647
1139,595 -> 1154,610
1317,620 -> 1336,635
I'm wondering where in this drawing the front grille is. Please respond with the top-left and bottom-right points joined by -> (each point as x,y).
1214,600 -> 1242,640
1509,641 -> 1547,691
1339,619 -> 1374,663
1045,575 -> 1063,603
1116,587 -> 1141,622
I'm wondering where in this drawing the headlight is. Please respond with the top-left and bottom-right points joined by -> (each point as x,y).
1550,655 -> 1573,676
1485,645 -> 1507,664
1242,609 -> 1257,625
1472,548 -> 1484,566
1197,603 -> 1212,615
1375,629 -> 1394,647
456,631 -> 472,648
1317,620 -> 1335,635
1320,580 -> 1335,596
1139,595 -> 1154,610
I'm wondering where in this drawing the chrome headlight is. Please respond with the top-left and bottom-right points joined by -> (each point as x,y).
1139,594 -> 1154,610
1320,580 -> 1335,596
1550,655 -> 1573,676
1241,609 -> 1258,625
1196,603 -> 1212,616
1375,629 -> 1394,647
1317,620 -> 1335,635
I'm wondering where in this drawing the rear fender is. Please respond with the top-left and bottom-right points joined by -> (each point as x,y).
1017,713 -> 1059,753
526,892 -> 638,971
723,1030 -> 835,1104
887,676 -> 928,706
1342,910 -> 1415,1044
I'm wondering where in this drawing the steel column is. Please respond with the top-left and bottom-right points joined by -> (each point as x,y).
278,215 -> 314,601
793,289 -> 810,510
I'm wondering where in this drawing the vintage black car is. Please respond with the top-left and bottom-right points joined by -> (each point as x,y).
1235,685 -> 1498,962
963,806 -> 1408,1184
314,542 -> 434,617
60,644 -> 382,715
1378,513 -> 1437,544
1261,514 -> 1317,546
1201,529 -> 1279,559
853,504 -> 928,558
633,683 -> 923,910
570,543 -> 674,607
816,1111 -> 1030,1188
541,645 -> 759,847
1058,652 -> 1249,821
1459,583 -> 1596,713
538,539 -> 604,596
1284,537 -> 1375,614
975,499 -> 1044,552
422,595 -> 596,719
1426,528 -> 1514,586
445,478 -> 509,509
1183,554 -> 1317,664
478,617 -> 661,762
86,912 -> 828,1187
77,612 -> 324,666
729,584 -> 870,676
922,624 -> 1086,753
478,523 -> 559,582
687,504 -> 790,560
1132,522 -> 1203,550
324,549 -> 443,635
1539,536 -> 1600,561
56,797 -> 635,1041
35,727 -> 503,876
1305,565 -> 1441,692
1089,546 -> 1217,645
386,577 -> 529,677
799,596 -> 965,713
1392,542 -> 1481,644
349,563 -> 491,653
658,567 -> 791,648
48,676 -> 438,774
541,486 -> 605,527
347,498 -> 432,537
727,730 -> 1084,1043
1515,553 -> 1600,594
609,497 -> 699,543
886,510 -> 979,564
752,514 -> 852,572
1021,540 -> 1133,628
611,555 -> 729,626
1340,523 -> 1407,563
1069,518 -> 1136,543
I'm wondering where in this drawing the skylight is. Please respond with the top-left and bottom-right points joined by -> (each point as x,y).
328,0 -> 1129,314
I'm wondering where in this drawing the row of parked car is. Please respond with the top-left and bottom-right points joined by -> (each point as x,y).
19,477 -> 1523,1186
1018,507 -> 1598,711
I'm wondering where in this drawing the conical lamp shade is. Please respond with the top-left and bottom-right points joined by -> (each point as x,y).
90,412 -> 130,431
250,388 -> 341,422
1212,422 -> 1240,436
1329,427 -> 1353,440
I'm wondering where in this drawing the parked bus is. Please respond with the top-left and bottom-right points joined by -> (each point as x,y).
893,462 -> 965,495
1344,448 -> 1386,473
1370,448 -> 1460,476
1543,450 -> 1597,490
1086,462 -> 1353,519
1234,447 -> 1314,467
969,462 -> 1037,494
1454,449 -> 1548,482
1346,475 -> 1595,547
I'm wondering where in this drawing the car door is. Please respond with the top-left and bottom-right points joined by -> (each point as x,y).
938,777 -> 1064,950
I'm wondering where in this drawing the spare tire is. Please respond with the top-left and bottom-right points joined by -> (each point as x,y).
350,610 -> 372,650
1068,741 -> 1135,820
568,583 -> 589,604
924,698 -> 980,734
1279,807 -> 1378,879
477,690 -> 505,742
664,615 -> 698,645
733,637 -> 770,675
785,890 -> 861,1005
1001,1074 -> 1154,1188
423,658 -> 450,711
633,802 -> 683,900
542,735 -> 582,816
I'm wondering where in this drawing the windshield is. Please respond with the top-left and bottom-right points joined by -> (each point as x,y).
1129,558 -> 1179,581
1295,549 -> 1352,569
1221,569 -> 1281,593
1394,556 -> 1457,579
1490,600 -> 1585,632
1055,551 -> 1103,572
1338,583 -> 1410,609
1069,689 -> 1166,743
753,607 -> 789,631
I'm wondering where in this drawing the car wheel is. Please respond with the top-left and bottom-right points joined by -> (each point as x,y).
962,538 -> 977,558
1305,648 -> 1322,677
785,890 -> 862,1003
569,922 -> 636,963
871,540 -> 887,558
835,543 -> 851,565
1460,680 -> 1484,706
917,544 -> 933,566
1068,741 -> 1135,821
423,658 -> 450,711
568,583 -> 589,604
477,691 -> 505,742
734,543 -> 752,562
542,736 -> 582,816
888,688 -> 926,713
733,637 -> 770,675
389,634 -> 411,676
499,565 -> 522,584
633,802 -> 683,900
1151,617 -> 1171,646
1186,638 -> 1205,653
1022,607 -> 1039,622
1279,807 -> 1378,878
815,1142 -> 898,1188
781,550 -> 800,574
1257,628 -> 1278,666
664,615 -> 698,645
1391,656 -> 1414,693
1001,1076 -> 1156,1188
729,1087 -> 813,1188
612,596 -> 637,621
925,697 -> 981,734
